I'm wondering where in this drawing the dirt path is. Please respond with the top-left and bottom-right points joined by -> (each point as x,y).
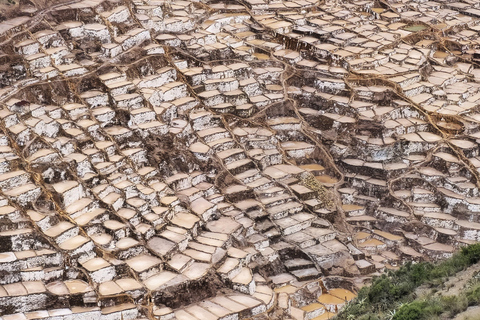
414,262 -> 480,305
437,262 -> 480,297
453,306 -> 480,320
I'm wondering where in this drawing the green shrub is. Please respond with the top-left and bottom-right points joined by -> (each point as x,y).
357,314 -> 381,320
368,276 -> 393,305
462,244 -> 480,264
440,295 -> 468,316
392,301 -> 427,320
466,283 -> 480,305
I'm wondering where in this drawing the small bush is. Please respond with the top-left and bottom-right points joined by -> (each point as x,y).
441,295 -> 468,316
466,283 -> 480,306
462,244 -> 480,264
357,314 -> 381,320
392,301 -> 427,320
368,276 -> 393,305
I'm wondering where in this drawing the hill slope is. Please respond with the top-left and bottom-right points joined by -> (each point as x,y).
335,243 -> 480,320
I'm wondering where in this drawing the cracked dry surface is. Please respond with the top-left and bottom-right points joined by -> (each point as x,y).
1,0 -> 480,319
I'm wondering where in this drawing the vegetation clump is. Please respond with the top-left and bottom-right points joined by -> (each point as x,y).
336,243 -> 480,320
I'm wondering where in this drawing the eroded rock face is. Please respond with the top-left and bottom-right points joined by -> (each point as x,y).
0,0 -> 480,318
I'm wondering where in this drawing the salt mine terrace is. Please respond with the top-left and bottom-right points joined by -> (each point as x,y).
0,0 -> 480,319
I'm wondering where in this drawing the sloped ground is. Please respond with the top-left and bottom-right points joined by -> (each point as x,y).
0,0 -> 480,319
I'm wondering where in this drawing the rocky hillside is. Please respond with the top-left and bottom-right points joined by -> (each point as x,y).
336,243 -> 480,320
